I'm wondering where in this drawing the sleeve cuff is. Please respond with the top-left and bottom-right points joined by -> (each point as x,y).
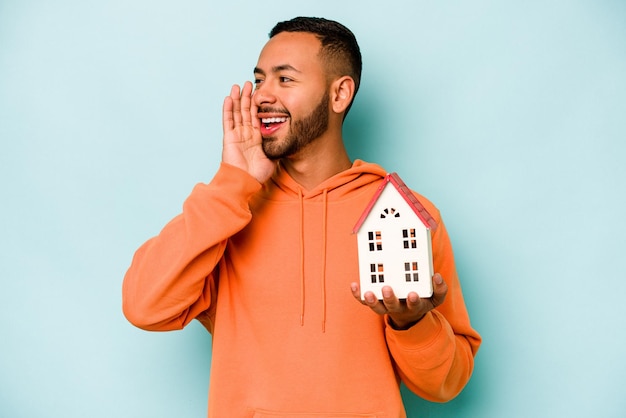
385,310 -> 445,349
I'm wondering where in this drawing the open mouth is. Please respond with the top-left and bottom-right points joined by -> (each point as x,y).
260,116 -> 289,136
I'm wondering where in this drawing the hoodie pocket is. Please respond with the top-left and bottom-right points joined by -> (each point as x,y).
252,411 -> 378,418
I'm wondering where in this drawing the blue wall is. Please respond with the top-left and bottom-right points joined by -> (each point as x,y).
1,1 -> 625,417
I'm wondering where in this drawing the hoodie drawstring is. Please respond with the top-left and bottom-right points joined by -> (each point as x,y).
321,189 -> 328,333
299,189 -> 305,326
298,188 -> 329,333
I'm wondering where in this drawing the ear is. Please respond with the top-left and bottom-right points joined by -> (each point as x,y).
330,76 -> 356,115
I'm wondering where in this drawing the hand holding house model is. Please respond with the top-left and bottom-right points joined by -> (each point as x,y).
353,173 -> 437,300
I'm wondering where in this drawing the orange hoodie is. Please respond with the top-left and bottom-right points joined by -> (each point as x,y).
122,160 -> 481,417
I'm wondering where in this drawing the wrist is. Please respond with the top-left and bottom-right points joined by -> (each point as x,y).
387,313 -> 426,330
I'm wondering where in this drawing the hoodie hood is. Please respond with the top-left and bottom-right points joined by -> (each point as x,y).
267,159 -> 388,200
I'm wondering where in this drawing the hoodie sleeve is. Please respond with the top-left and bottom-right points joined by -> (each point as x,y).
122,163 -> 262,332
384,215 -> 482,402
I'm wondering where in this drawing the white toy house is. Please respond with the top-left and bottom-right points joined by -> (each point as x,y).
352,173 -> 438,300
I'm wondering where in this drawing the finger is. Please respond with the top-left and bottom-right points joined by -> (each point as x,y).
240,81 -> 253,127
250,90 -> 260,130
350,282 -> 361,300
404,292 -> 420,310
230,84 -> 243,126
381,286 -> 402,313
222,95 -> 234,133
350,282 -> 367,305
430,273 -> 448,308
363,291 -> 388,315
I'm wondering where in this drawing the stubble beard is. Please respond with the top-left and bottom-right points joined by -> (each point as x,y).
261,91 -> 330,160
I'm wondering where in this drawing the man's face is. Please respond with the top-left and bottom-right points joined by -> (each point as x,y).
253,32 -> 330,160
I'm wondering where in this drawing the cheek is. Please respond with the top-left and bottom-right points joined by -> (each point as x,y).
286,92 -> 322,118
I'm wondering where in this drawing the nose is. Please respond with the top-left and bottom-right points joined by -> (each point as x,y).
253,82 -> 277,108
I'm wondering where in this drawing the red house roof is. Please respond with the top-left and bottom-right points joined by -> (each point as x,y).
352,173 -> 438,233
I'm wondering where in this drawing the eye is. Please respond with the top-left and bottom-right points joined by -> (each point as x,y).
254,78 -> 264,88
279,76 -> 293,83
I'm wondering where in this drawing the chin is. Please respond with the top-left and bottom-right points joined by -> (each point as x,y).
261,137 -> 284,160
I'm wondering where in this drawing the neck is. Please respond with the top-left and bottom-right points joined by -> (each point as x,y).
280,129 -> 352,190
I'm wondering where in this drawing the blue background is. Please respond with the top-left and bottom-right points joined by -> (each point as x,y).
1,1 -> 625,417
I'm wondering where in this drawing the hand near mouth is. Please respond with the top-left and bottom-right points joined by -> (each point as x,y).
222,81 -> 277,184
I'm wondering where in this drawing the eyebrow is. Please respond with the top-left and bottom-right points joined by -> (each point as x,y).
253,64 -> 301,75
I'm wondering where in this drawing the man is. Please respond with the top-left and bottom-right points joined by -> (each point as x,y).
123,17 -> 481,417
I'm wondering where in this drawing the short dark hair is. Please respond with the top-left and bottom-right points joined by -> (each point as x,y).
269,17 -> 362,115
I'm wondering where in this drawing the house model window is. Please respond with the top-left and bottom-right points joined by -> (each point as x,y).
370,263 -> 384,283
402,228 -> 417,249
352,173 -> 437,300
404,261 -> 419,282
368,231 -> 383,251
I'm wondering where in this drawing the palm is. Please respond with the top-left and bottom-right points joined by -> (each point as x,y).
222,82 -> 276,183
